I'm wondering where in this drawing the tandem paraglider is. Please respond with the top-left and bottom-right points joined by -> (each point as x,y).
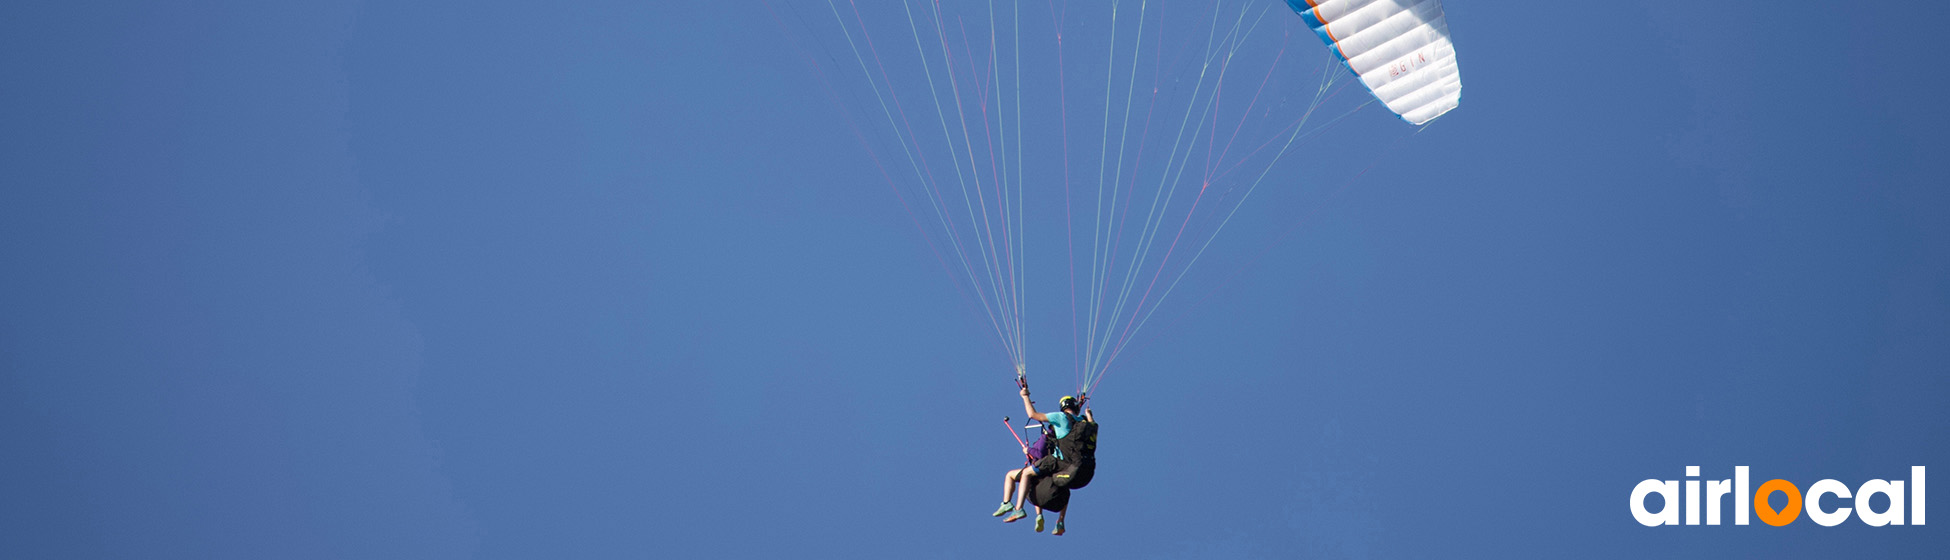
787,0 -> 1461,535
993,375 -> 1096,535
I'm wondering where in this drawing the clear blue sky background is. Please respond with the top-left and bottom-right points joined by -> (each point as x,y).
3,1 -> 1947,558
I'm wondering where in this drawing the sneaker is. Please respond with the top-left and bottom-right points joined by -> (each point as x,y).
1052,521 -> 1065,536
1034,514 -> 1045,532
1002,508 -> 1027,523
991,502 -> 1013,517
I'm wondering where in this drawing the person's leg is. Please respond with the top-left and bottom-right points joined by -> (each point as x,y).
994,468 -> 1022,516
1017,454 -> 1059,511
1012,467 -> 1036,510
1053,508 -> 1066,536
1003,467 -> 1036,522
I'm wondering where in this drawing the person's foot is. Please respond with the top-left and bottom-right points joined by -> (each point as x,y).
1034,514 -> 1045,532
991,502 -> 1013,517
1002,508 -> 1027,523
1052,520 -> 1065,536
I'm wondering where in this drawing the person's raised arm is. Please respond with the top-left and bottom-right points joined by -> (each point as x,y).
1083,408 -> 1094,422
1020,387 -> 1047,423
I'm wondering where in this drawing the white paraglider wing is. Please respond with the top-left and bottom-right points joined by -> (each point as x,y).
1286,0 -> 1460,125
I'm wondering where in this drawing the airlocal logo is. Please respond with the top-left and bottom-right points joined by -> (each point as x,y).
1631,466 -> 1925,527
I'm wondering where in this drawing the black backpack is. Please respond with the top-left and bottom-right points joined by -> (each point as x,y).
1050,413 -> 1097,489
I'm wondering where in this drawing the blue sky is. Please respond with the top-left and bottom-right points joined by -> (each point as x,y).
3,1 -> 1947,557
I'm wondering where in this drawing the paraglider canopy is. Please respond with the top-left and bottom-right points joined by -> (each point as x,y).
1285,0 -> 1461,124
